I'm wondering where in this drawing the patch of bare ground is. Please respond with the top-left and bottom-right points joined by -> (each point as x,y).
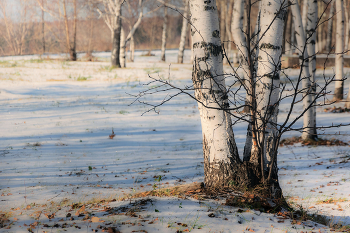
4,182 -> 349,232
125,183 -> 350,232
280,136 -> 349,146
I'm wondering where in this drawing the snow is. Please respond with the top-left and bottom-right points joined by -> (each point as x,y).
0,50 -> 350,232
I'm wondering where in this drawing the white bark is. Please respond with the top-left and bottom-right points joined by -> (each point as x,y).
220,0 -> 227,64
161,3 -> 168,62
334,0 -> 344,100
306,0 -> 317,136
251,0 -> 286,171
120,27 -> 126,68
231,0 -> 254,161
226,0 -> 235,62
291,0 -> 315,140
130,35 -> 135,62
302,0 -> 308,35
189,0 -> 239,187
96,0 -> 123,67
178,0 -> 189,64
231,0 -> 248,69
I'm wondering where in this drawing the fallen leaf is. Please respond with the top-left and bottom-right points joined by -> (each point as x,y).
44,213 -> 55,220
75,205 -> 85,216
91,216 -> 100,222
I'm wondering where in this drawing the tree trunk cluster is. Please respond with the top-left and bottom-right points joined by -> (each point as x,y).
189,0 -> 287,198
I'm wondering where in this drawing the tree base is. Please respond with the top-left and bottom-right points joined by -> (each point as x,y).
204,161 -> 283,199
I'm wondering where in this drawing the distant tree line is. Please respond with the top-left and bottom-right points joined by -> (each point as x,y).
0,0 -> 188,58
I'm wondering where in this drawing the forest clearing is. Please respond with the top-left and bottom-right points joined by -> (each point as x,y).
0,50 -> 350,232
2,0 -> 350,231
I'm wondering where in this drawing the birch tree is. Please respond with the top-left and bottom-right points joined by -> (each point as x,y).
231,0 -> 252,114
37,0 -> 78,61
96,0 -> 123,67
177,0 -> 189,64
306,0 -> 317,136
136,0 -> 349,200
160,1 -> 168,61
120,27 -> 126,67
334,0 -> 345,100
119,0 -> 159,67
189,0 -> 240,188
290,0 -> 315,140
249,0 -> 287,188
302,0 -> 308,33
189,0 -> 287,195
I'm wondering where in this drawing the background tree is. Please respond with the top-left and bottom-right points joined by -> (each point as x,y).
160,0 -> 168,61
96,0 -> 123,67
177,0 -> 188,64
37,0 -> 79,61
0,0 -> 33,55
326,0 -> 335,53
290,0 -> 315,140
334,0 -> 345,100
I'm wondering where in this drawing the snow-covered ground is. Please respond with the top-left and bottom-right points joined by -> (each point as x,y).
1,50 -> 350,232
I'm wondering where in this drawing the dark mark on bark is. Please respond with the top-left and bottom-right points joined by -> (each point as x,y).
260,43 -> 281,50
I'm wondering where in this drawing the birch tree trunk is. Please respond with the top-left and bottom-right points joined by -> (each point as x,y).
130,35 -> 135,62
231,0 -> 251,115
111,6 -> 122,67
251,0 -> 286,190
302,0 -> 308,34
120,27 -> 126,68
178,0 -> 189,64
189,0 -> 241,188
326,1 -> 335,52
306,0 -> 317,136
225,0 -> 234,62
334,0 -> 344,100
70,0 -> 77,61
291,0 -> 315,140
220,0 -> 227,64
160,4 -> 168,62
